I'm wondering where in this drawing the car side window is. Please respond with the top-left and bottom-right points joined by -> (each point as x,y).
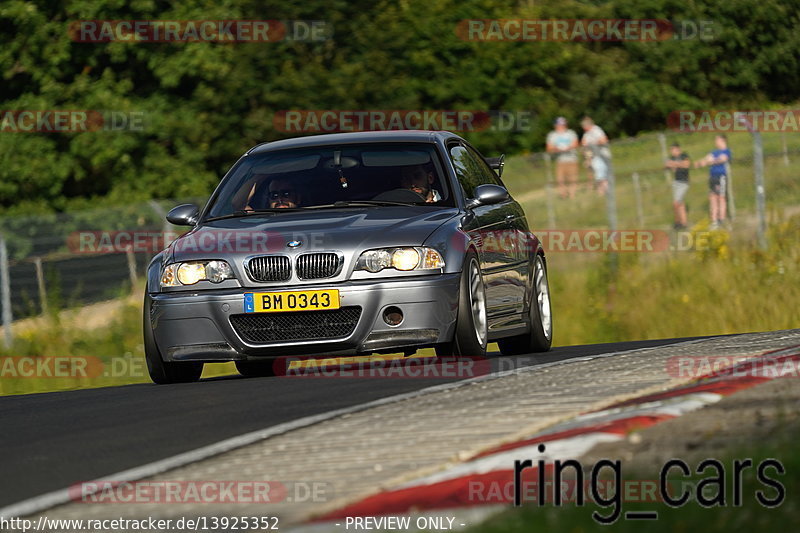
449,144 -> 500,198
465,145 -> 502,187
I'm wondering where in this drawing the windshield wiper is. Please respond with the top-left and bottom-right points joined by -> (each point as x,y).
302,200 -> 421,209
205,202 -> 420,221
203,208 -> 301,222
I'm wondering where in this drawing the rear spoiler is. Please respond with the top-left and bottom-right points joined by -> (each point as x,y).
485,154 -> 505,177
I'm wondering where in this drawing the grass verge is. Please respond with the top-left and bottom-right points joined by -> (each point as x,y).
0,297 -> 236,396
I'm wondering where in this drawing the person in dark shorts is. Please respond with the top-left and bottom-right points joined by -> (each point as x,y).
665,142 -> 690,229
695,135 -> 731,229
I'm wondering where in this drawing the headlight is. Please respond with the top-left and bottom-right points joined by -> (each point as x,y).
177,263 -> 206,285
356,247 -> 444,273
392,248 -> 420,270
205,260 -> 235,282
361,250 -> 392,273
420,247 -> 446,269
161,260 -> 236,287
161,264 -> 178,286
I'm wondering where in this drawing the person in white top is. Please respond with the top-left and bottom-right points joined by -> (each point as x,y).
546,117 -> 580,199
580,116 -> 611,196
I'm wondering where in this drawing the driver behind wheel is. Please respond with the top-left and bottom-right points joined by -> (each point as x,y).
267,178 -> 302,209
400,165 -> 441,203
231,175 -> 302,211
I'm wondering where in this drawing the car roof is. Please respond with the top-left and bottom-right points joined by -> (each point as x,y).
246,130 -> 463,155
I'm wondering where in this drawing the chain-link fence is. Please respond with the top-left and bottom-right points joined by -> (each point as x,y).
0,198 -> 205,339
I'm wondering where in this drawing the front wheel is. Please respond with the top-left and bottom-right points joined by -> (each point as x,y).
143,293 -> 204,384
436,251 -> 488,357
498,255 -> 553,355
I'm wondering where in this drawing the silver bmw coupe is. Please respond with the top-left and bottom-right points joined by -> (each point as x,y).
144,131 -> 552,383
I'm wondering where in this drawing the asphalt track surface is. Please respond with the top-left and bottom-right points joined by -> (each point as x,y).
0,337 -> 703,509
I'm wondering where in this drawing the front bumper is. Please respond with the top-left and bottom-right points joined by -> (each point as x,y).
149,274 -> 460,361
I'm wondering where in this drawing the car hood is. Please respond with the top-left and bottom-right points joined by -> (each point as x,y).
169,206 -> 460,262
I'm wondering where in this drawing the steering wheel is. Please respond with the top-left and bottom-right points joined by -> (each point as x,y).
372,188 -> 427,203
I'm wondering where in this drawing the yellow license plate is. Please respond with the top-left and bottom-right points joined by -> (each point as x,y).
244,289 -> 340,313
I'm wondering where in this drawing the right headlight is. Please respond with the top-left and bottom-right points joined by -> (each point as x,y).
161,260 -> 235,287
355,247 -> 444,273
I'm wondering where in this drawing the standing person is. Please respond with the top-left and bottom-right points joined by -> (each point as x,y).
580,117 -> 611,196
665,142 -> 691,229
546,117 -> 579,199
694,135 -> 731,229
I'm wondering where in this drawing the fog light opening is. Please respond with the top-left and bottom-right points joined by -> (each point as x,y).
382,306 -> 404,327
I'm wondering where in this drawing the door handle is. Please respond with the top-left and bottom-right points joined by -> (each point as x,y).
504,215 -> 515,225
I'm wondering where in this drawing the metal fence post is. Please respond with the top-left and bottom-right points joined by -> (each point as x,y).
126,247 -> 138,287
0,235 -> 12,349
632,172 -> 644,227
725,161 -> 736,220
544,155 -> 556,228
34,257 -> 48,315
605,157 -> 619,273
753,131 -> 767,250
657,133 -> 671,185
781,132 -> 790,167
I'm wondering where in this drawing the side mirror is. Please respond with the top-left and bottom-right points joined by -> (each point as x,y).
485,154 -> 505,177
467,184 -> 510,208
166,204 -> 200,226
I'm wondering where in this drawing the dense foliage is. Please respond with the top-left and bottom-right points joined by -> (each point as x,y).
1,0 -> 798,212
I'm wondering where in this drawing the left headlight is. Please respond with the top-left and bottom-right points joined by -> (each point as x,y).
355,247 -> 445,273
161,260 -> 235,287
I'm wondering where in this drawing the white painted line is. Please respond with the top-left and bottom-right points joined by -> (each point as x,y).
0,336 -> 709,519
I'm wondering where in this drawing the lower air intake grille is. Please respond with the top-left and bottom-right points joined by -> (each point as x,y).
230,306 -> 362,343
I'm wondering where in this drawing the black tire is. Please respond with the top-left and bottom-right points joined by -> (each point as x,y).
143,293 -> 204,384
498,254 -> 553,355
437,251 -> 488,357
235,360 -> 279,378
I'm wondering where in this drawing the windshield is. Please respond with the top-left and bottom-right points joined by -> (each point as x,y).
204,142 -> 454,219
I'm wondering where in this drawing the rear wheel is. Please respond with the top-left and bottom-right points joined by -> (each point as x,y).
498,255 -> 552,355
235,360 -> 278,378
143,293 -> 204,384
436,251 -> 488,357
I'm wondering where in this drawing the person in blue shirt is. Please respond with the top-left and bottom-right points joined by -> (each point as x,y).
695,135 -> 731,229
